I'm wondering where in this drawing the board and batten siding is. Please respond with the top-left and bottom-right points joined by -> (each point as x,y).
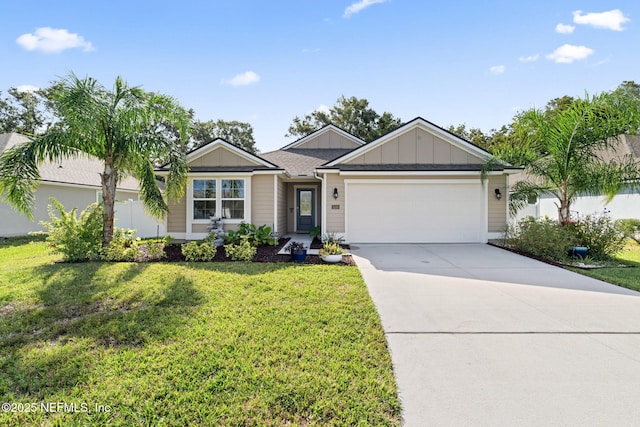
344,128 -> 484,165
188,146 -> 257,168
294,129 -> 362,149
488,175 -> 507,233
251,174 -> 274,227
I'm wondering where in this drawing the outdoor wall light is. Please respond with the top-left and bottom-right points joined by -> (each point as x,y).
494,188 -> 502,200
333,187 -> 339,199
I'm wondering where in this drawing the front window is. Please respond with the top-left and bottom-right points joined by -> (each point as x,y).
192,178 -> 245,220
221,179 -> 245,219
193,179 -> 216,219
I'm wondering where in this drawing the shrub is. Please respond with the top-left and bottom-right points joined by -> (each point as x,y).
616,218 -> 640,244
322,232 -> 344,245
139,241 -> 166,261
41,198 -> 103,262
224,237 -> 256,261
573,214 -> 625,260
225,222 -> 276,246
509,216 -> 574,262
102,229 -> 139,261
181,241 -> 217,262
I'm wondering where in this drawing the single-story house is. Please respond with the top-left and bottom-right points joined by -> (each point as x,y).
0,133 -> 164,237
158,117 -> 519,243
514,134 -> 640,223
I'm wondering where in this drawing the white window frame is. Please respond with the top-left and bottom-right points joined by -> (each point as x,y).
186,176 -> 252,238
192,179 -> 218,221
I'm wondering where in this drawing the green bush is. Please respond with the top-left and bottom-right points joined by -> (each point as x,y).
509,216 -> 574,261
616,218 -> 640,244
139,241 -> 166,261
225,222 -> 276,246
102,229 -> 139,261
41,198 -> 103,262
224,237 -> 256,261
573,214 -> 625,260
181,241 -> 217,262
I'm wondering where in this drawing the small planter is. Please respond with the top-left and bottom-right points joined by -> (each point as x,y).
291,249 -> 307,263
320,253 -> 342,263
569,246 -> 588,259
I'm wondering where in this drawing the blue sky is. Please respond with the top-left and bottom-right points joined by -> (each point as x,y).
1,1 -> 638,152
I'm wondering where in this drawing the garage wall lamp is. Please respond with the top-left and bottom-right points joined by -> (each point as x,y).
333,187 -> 339,199
494,188 -> 502,200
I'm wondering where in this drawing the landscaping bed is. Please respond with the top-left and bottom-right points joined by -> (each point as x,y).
163,238 -> 356,265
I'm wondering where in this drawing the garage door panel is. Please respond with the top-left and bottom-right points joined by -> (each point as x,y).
346,182 -> 483,243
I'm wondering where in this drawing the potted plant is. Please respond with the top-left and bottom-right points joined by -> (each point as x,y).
319,242 -> 343,263
284,241 -> 307,263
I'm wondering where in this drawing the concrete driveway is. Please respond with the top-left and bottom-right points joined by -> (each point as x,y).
351,243 -> 640,426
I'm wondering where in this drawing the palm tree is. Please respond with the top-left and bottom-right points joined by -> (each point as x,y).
505,92 -> 639,223
0,73 -> 189,245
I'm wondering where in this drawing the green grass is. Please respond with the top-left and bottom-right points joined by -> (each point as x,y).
571,240 -> 640,292
0,236 -> 400,426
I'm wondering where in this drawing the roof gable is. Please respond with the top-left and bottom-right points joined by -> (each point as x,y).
325,117 -> 493,167
185,138 -> 277,169
281,125 -> 365,150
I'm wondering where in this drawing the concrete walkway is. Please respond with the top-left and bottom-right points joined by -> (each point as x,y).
351,243 -> 640,426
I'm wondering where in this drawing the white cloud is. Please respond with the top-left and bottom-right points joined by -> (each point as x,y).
573,9 -> 630,31
489,65 -> 506,75
343,0 -> 386,18
519,54 -> 539,63
16,85 -> 39,93
555,23 -> 575,34
16,27 -> 94,53
301,48 -> 320,54
223,71 -> 261,87
316,104 -> 330,114
546,44 -> 594,64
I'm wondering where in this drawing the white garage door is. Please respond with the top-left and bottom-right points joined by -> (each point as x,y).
346,180 -> 485,243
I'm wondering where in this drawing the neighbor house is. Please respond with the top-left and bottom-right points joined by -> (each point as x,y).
514,134 -> 640,223
0,133 -> 164,237
158,118 -> 519,243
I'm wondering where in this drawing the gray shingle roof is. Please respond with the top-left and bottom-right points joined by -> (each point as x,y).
261,148 -> 352,176
0,133 -> 140,191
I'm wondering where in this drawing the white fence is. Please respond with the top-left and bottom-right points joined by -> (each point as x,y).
114,199 -> 166,238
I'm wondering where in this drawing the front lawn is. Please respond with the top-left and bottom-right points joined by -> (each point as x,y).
572,240 -> 640,292
0,236 -> 400,426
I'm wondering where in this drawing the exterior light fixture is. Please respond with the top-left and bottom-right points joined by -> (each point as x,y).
333,187 -> 339,199
494,188 -> 502,200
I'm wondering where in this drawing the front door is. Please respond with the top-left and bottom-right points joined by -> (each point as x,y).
296,188 -> 315,232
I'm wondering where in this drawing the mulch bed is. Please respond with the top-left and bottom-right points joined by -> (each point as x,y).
164,238 -> 356,266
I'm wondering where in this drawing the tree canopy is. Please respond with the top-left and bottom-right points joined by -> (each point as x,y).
0,73 -> 190,245
190,119 -> 257,153
286,96 -> 402,142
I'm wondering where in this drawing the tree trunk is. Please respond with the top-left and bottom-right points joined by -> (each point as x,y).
101,158 -> 118,247
558,181 -> 571,224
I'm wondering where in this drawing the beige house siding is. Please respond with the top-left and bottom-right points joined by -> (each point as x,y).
277,178 -> 287,233
294,129 -> 362,149
251,174 -> 275,226
345,128 -> 484,165
488,175 -> 508,233
167,195 -> 187,233
325,174 -> 346,233
188,146 -> 257,167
